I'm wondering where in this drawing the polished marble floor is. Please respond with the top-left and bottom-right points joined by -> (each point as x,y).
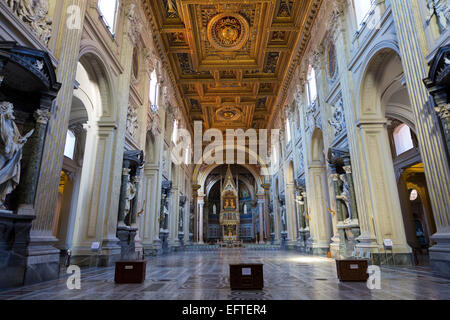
1,249 -> 449,300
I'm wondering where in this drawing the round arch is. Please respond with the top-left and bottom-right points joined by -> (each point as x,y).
78,40 -> 116,119
192,144 -> 268,193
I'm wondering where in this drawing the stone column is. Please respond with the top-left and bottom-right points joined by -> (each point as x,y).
197,195 -> 205,244
262,183 -> 271,239
356,121 -> 411,262
17,0 -> 88,283
188,202 -> 194,243
70,122 -> 120,266
307,164 -> 332,256
257,194 -> 265,244
169,184 -> 179,247
141,164 -> 161,255
285,183 -> 298,245
192,185 -> 201,242
17,108 -> 51,215
391,0 -> 450,272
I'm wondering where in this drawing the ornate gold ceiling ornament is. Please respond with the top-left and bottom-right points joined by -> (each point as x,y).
207,13 -> 250,51
216,105 -> 242,121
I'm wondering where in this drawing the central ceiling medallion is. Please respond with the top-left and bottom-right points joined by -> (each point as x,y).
207,13 -> 250,51
216,105 -> 242,121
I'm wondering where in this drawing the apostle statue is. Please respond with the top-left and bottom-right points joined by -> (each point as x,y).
124,176 -> 137,223
338,174 -> 353,221
0,102 -> 34,210
280,204 -> 287,231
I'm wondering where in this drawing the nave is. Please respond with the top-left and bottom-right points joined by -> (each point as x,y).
1,250 -> 449,300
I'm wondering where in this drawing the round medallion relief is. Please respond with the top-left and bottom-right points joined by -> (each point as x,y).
207,13 -> 250,51
216,106 -> 242,121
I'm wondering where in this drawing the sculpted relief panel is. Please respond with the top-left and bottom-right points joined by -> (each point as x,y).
5,0 -> 53,45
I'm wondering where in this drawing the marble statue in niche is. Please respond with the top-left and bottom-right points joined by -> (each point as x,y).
337,174 -> 353,222
124,176 -> 137,221
213,203 -> 217,215
5,0 -> 53,45
0,102 -> 34,210
280,204 -> 287,231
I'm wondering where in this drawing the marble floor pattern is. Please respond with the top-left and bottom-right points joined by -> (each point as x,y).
1,249 -> 449,300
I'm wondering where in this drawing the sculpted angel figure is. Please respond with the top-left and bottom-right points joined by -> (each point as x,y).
426,0 -> 450,30
8,0 -> 53,44
328,102 -> 345,136
0,102 -> 34,209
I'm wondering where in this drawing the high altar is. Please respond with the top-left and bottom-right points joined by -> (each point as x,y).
220,166 -> 240,242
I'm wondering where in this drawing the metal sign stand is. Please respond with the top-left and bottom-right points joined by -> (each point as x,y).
383,239 -> 395,266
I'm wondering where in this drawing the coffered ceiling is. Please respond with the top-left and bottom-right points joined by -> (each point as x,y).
145,0 -> 321,131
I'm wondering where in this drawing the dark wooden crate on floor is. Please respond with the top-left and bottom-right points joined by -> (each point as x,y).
229,264 -> 264,290
336,259 -> 369,282
114,261 -> 147,284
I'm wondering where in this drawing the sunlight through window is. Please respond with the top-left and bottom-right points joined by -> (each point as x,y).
64,130 -> 76,160
354,0 -> 372,26
393,124 -> 414,156
98,0 -> 119,34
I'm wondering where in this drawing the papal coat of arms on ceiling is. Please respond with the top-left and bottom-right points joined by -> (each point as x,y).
207,13 -> 250,51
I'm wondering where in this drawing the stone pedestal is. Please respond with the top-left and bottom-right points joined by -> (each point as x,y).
429,230 -> 450,278
159,230 -> 169,254
337,221 -> 361,259
280,231 -> 288,249
297,228 -> 310,253
24,234 -> 61,285
117,227 -> 138,261
0,210 -> 34,288
178,232 -> 185,248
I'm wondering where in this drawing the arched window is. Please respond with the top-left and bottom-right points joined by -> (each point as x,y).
272,145 -> 278,166
354,0 -> 372,27
185,146 -> 190,165
393,124 -> 414,156
64,130 -> 76,160
98,0 -> 119,34
306,66 -> 317,105
286,119 -> 291,143
172,119 -> 179,144
149,70 -> 159,112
